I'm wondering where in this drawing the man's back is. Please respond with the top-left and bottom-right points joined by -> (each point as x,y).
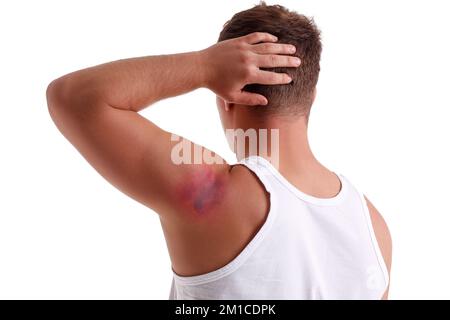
167,156 -> 391,299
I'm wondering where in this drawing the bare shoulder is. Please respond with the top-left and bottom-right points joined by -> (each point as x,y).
227,163 -> 270,217
160,162 -> 269,277
199,163 -> 270,242
165,161 -> 268,223
364,196 -> 392,299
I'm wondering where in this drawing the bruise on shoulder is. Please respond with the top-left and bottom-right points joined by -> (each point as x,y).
175,165 -> 229,218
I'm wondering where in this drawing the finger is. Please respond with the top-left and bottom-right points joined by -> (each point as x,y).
257,54 -> 301,68
244,32 -> 278,44
233,91 -> 268,106
252,70 -> 293,85
252,43 -> 296,55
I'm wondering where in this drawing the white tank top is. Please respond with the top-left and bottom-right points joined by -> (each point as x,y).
169,156 -> 389,299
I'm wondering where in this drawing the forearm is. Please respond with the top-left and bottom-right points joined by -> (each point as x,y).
55,51 -> 206,112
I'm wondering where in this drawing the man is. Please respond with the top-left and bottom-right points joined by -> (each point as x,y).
46,2 -> 391,299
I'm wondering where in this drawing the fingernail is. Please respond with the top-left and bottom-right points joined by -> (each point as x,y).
290,46 -> 296,53
295,58 -> 301,65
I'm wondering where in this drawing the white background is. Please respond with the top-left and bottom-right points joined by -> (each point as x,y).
0,0 -> 449,299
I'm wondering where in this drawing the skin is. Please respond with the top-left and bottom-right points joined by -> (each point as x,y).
176,165 -> 226,217
46,32 -> 391,299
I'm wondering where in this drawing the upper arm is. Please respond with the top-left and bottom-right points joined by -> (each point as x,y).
46,78 -> 230,218
364,196 -> 392,300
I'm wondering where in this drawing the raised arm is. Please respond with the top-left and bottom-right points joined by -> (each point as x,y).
46,32 -> 299,218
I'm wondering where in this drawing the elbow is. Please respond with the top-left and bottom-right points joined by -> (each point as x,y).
46,76 -> 72,116
46,78 -> 74,133
46,74 -> 97,119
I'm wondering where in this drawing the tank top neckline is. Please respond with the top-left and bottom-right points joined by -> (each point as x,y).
239,155 -> 348,206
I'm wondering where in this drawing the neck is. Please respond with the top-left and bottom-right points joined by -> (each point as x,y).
231,110 -> 319,175
231,110 -> 342,198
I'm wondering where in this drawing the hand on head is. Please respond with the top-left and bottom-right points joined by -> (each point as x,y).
200,32 -> 301,107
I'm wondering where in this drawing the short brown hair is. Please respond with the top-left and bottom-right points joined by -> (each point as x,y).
218,2 -> 322,117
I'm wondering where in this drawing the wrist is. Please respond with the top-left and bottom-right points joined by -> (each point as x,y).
195,48 -> 212,89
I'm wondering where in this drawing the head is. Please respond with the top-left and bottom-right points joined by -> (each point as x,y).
216,2 -> 322,130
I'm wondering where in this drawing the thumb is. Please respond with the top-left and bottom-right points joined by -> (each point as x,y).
233,91 -> 268,106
